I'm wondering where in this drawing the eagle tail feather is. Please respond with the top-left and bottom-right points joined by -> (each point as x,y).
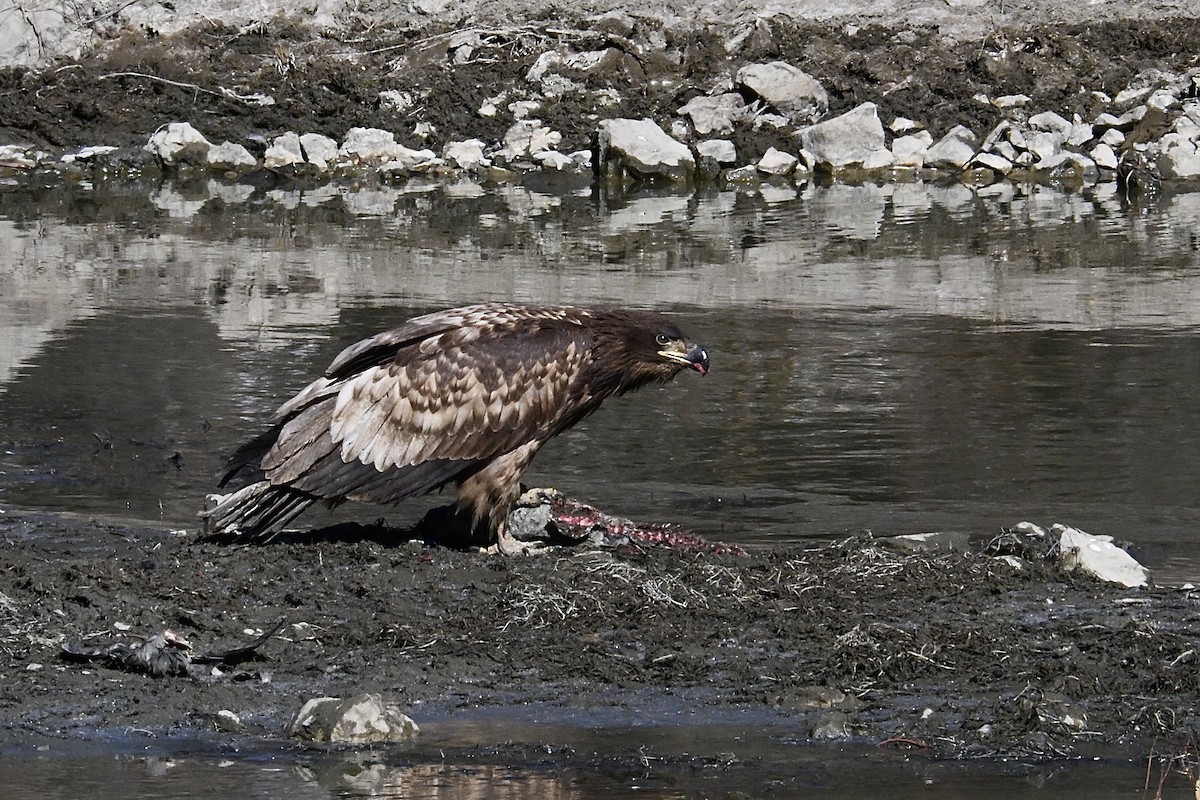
201,480 -> 315,541
217,425 -> 282,488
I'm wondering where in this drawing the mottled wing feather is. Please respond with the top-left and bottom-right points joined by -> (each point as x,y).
324,303 -> 575,381
274,304 -> 568,422
331,319 -> 590,473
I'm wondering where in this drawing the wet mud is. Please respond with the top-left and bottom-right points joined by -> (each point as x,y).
1,505 -> 1198,765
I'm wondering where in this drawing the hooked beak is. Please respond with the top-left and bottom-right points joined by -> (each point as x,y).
660,342 -> 710,376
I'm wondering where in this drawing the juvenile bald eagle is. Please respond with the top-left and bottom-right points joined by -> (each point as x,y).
203,303 -> 710,553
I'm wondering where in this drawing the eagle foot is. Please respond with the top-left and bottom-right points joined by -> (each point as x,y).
486,525 -> 547,557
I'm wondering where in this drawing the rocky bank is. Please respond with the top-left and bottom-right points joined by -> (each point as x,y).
1,1 -> 1200,191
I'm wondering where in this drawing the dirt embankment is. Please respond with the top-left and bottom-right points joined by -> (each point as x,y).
0,2 -> 1199,169
2,506 -> 1198,762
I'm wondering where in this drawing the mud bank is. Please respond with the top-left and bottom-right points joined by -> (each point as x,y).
1,505 -> 1198,764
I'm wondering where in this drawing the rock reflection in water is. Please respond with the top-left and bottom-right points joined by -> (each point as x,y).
303,758 -> 574,800
0,742 -> 1170,799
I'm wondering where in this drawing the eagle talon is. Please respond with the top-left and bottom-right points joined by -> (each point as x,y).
487,527 -> 545,557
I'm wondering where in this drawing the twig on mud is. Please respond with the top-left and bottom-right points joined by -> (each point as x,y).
878,736 -> 930,749
95,72 -> 274,106
1168,649 -> 1196,668
905,646 -> 955,671
79,0 -> 146,25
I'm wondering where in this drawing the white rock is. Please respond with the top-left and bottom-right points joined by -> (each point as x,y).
533,150 -> 575,170
981,120 -> 1011,152
994,555 -> 1026,570
1175,114 -> 1200,140
1033,152 -> 1072,172
412,121 -> 437,141
206,141 -> 258,171
736,61 -> 828,121
569,149 -> 592,168
1038,151 -> 1098,182
1184,101 -> 1200,127
1159,132 -> 1193,151
992,93 -> 1032,109
861,148 -> 895,170
1054,524 -> 1149,588
500,119 -> 562,160
215,709 -> 243,732
797,102 -> 886,169
890,531 -> 972,553
1159,139 -> 1200,178
478,91 -> 507,117
61,145 -> 118,164
145,122 -> 211,165
923,125 -> 978,169
1028,131 -> 1063,165
677,92 -> 745,136
1012,521 -> 1049,538
752,112 -> 791,131
1090,142 -> 1120,170
891,132 -> 932,167
510,100 -> 541,120
443,139 -> 491,170
757,146 -> 798,176
696,138 -> 737,164
1067,118 -> 1094,148
263,132 -> 305,169
992,140 -> 1018,161
526,50 -> 564,83
300,133 -> 339,171
289,693 -> 420,744
723,164 -> 760,183
972,151 -> 1013,174
597,118 -> 694,181
1115,86 -> 1154,106
0,144 -> 34,167
378,90 -> 414,112
378,145 -> 441,173
1095,106 -> 1147,130
889,116 -> 921,133
564,49 -> 612,72
1028,110 -> 1072,136
1148,89 -> 1178,111
339,127 -> 406,164
1100,128 -> 1126,148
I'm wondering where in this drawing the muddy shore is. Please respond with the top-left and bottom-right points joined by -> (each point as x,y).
2,502 -> 1199,767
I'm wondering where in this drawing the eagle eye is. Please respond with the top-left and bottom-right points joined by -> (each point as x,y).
655,333 -> 671,346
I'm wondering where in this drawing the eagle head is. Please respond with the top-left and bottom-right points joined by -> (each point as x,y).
593,310 -> 710,395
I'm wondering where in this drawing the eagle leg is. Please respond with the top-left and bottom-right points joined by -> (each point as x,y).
459,441 -> 544,555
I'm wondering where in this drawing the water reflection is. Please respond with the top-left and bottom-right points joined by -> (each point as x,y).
2,176 -> 1200,578
0,738 -> 1171,800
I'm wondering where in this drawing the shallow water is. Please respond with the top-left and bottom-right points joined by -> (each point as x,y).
3,175 -> 1200,579
3,173 -> 1200,795
0,722 -> 1173,800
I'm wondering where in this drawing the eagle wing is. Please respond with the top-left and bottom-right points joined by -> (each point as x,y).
331,322 -> 589,471
260,305 -> 595,501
